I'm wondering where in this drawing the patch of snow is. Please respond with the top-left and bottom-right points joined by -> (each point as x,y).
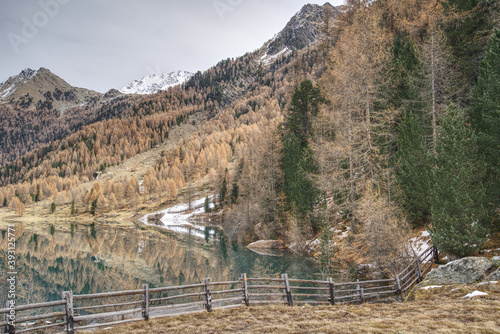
338,227 -> 351,240
269,33 -> 279,43
462,290 -> 488,298
409,230 -> 432,259
140,196 -> 216,239
259,47 -> 291,66
120,70 -> 194,95
21,322 -> 36,327
137,241 -> 145,254
492,256 -> 500,260
0,83 -> 15,99
138,180 -> 145,194
477,281 -> 498,286
420,285 -> 442,290
0,68 -> 37,100
306,238 -> 321,247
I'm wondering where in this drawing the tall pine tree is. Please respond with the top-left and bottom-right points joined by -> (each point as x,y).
469,27 -> 500,221
444,0 -> 494,101
381,36 -> 432,225
430,105 -> 489,258
281,80 -> 321,232
396,111 -> 432,225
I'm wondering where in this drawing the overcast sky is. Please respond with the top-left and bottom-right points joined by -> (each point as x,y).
0,0 -> 344,93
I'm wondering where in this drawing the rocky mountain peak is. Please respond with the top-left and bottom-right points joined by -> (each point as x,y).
0,67 -> 103,114
266,2 -> 338,56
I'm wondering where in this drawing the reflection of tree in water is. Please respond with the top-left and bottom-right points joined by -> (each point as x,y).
0,255 -> 53,316
0,222 -> 321,307
1,224 -> 235,298
28,233 -> 38,251
90,222 -> 97,239
178,271 -> 185,286
250,258 -> 279,279
204,226 -> 210,244
219,234 -> 228,261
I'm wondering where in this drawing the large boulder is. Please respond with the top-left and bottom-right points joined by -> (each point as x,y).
424,257 -> 493,284
247,240 -> 287,249
487,267 -> 500,281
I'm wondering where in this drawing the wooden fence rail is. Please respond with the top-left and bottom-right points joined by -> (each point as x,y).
1,245 -> 437,333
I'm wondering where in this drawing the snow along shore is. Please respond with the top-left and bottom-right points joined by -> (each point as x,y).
140,196 -> 215,239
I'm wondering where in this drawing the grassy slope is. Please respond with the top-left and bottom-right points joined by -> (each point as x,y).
91,282 -> 500,334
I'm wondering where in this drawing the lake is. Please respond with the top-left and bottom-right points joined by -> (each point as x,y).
0,221 -> 324,305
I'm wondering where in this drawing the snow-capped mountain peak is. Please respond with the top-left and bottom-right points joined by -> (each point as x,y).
0,68 -> 39,101
120,71 -> 194,95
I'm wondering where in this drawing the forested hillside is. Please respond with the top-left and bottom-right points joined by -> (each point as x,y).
0,67 -> 139,165
1,0 -> 499,271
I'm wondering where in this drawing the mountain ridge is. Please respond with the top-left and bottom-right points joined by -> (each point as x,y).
266,2 -> 337,56
0,67 -> 108,115
120,70 -> 194,95
0,2 -> 334,168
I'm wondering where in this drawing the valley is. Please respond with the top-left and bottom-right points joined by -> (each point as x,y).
0,2 -> 499,332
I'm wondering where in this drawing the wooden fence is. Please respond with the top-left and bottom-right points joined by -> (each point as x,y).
1,245 -> 437,333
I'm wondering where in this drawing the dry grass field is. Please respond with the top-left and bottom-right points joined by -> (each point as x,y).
93,282 -> 500,334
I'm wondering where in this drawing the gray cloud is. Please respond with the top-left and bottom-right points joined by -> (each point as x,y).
0,0 -> 344,92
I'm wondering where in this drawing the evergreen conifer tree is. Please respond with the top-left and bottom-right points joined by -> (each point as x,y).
469,28 -> 500,218
396,111 -> 432,224
287,80 -> 322,148
383,36 -> 432,225
281,80 -> 321,232
230,182 -> 239,205
90,199 -> 97,216
430,105 -> 489,257
204,196 -> 211,213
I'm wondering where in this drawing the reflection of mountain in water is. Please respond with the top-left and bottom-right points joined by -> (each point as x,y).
0,223 -> 320,304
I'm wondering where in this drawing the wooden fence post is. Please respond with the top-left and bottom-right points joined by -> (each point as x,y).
5,301 -> 14,334
357,279 -> 364,304
415,258 -> 423,282
282,274 -> 293,306
241,273 -> 249,307
394,274 -> 401,295
433,246 -> 439,264
203,278 -> 212,312
62,291 -> 74,334
142,284 -> 149,321
327,278 -> 335,305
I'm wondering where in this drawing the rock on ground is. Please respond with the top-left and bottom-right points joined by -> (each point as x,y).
487,266 -> 500,281
424,257 -> 493,284
247,240 -> 287,249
